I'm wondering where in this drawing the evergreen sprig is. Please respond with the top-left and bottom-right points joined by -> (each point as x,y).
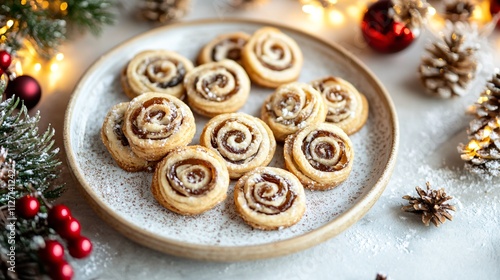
0,0 -> 115,58
0,97 -> 63,205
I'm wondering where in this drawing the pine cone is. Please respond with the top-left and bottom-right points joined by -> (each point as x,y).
444,0 -> 475,23
139,0 -> 191,23
392,0 -> 430,29
402,182 -> 456,227
419,28 -> 478,98
474,73 -> 500,119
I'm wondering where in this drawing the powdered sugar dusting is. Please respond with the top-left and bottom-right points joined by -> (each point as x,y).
67,23 -> 396,248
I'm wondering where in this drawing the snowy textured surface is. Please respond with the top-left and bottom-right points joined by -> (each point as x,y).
68,21 -> 394,246
35,0 -> 500,279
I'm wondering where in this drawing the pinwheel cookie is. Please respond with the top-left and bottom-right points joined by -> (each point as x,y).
122,92 -> 196,161
200,112 -> 276,179
311,76 -> 369,135
234,167 -> 306,230
100,102 -> 155,172
121,50 -> 194,99
197,32 -> 250,64
151,145 -> 230,215
284,123 -> 354,190
184,59 -> 250,117
242,27 -> 303,88
261,82 -> 326,142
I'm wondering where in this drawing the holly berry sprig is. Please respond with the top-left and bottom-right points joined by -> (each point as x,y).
15,192 -> 93,280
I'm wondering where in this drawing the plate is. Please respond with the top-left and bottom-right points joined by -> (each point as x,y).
64,19 -> 399,261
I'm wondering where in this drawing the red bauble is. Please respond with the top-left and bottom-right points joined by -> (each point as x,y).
361,0 -> 417,53
0,50 -> 11,71
49,260 -> 74,280
16,195 -> 40,219
39,240 -> 65,264
48,204 -> 72,228
57,217 -> 81,240
68,236 -> 93,259
5,75 -> 42,110
490,0 -> 500,26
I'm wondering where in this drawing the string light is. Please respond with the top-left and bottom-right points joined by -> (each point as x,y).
300,0 -> 361,26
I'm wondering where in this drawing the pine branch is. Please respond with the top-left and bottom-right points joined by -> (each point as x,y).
0,97 -> 62,205
0,0 -> 115,58
65,0 -> 115,36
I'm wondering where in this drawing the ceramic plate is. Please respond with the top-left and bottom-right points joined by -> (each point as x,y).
64,19 -> 399,261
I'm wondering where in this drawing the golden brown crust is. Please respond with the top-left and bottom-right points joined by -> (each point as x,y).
151,145 -> 230,215
310,76 -> 369,135
122,92 -> 196,161
261,82 -> 326,142
184,60 -> 250,117
121,50 -> 194,99
233,167 -> 306,230
197,32 -> 250,65
283,123 -> 354,190
100,102 -> 155,172
241,27 -> 303,88
200,112 -> 276,179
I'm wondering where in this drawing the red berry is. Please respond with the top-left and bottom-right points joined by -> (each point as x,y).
68,236 -> 93,259
16,195 -> 40,219
57,217 -> 81,240
48,205 -> 72,228
0,50 -> 11,71
48,260 -> 74,280
39,240 -> 65,264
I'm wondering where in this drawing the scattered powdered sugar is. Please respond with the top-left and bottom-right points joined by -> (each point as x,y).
68,24 -> 396,250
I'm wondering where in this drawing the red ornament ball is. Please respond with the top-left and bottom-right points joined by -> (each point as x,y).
5,75 -> 42,110
0,50 -> 11,71
57,217 -> 81,240
39,240 -> 65,264
48,260 -> 74,280
16,195 -> 40,219
48,204 -> 72,228
490,0 -> 500,26
68,236 -> 93,259
361,0 -> 417,53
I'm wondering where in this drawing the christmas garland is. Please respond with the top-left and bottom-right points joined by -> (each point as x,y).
0,97 -> 92,280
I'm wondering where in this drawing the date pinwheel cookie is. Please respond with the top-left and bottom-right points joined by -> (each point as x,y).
121,50 -> 194,99
122,92 -> 196,161
151,145 -> 230,215
311,76 -> 369,135
234,167 -> 306,230
100,102 -> 155,172
241,27 -> 303,88
197,32 -> 250,65
184,59 -> 250,117
200,112 -> 276,179
261,82 -> 326,142
284,123 -> 354,190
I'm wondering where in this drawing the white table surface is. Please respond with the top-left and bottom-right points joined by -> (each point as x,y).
32,0 -> 500,279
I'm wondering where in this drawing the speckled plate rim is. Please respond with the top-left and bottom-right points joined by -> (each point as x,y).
63,18 -> 399,261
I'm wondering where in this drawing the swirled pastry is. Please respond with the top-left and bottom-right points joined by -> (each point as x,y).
241,27 -> 303,88
100,102 -> 155,172
122,92 -> 196,161
200,112 -> 276,179
152,145 -> 230,215
234,167 -> 306,230
261,82 -> 327,142
184,59 -> 250,117
311,76 -> 369,135
197,32 -> 250,65
121,50 -> 194,99
284,123 -> 354,190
